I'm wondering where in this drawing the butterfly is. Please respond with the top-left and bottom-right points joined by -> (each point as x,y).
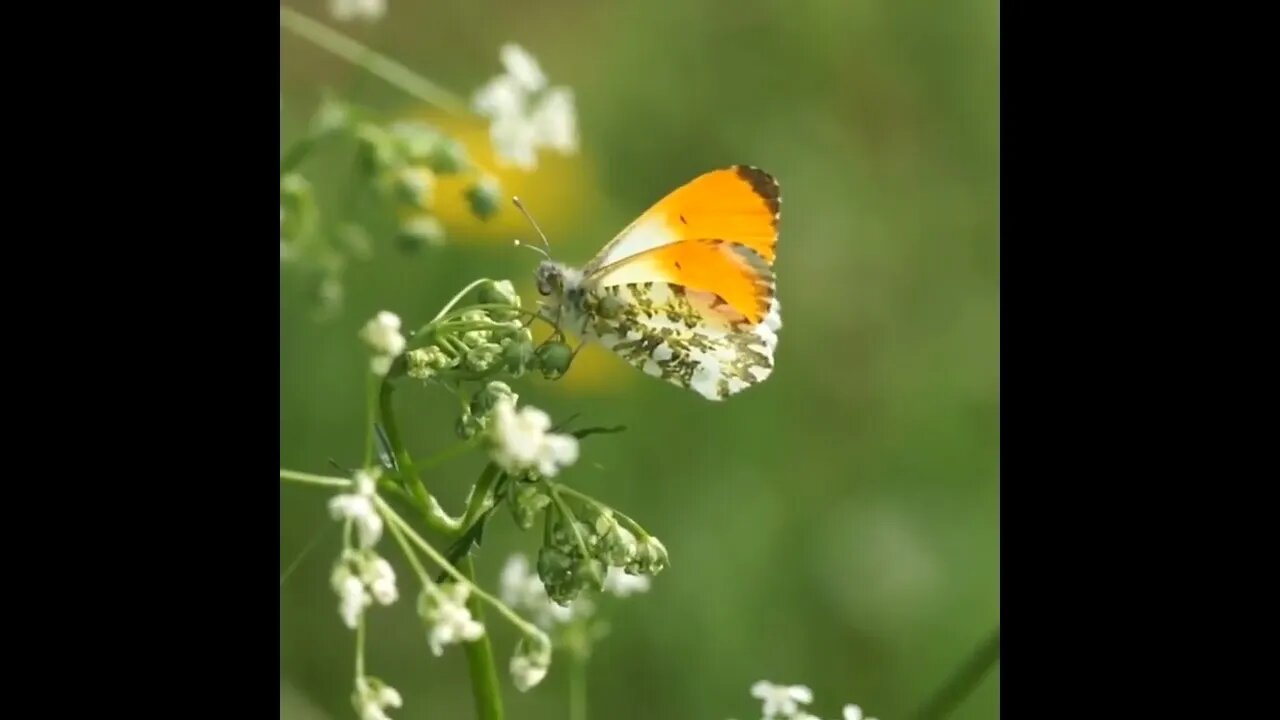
523,165 -> 782,401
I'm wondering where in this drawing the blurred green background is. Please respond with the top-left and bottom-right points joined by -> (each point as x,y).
280,0 -> 998,717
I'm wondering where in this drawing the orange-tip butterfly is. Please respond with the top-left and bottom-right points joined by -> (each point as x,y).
516,165 -> 782,401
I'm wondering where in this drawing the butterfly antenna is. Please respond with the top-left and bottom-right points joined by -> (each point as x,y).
512,196 -> 553,254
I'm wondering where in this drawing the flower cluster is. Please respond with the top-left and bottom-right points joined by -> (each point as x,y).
418,581 -> 486,656
398,280 -> 575,401
472,44 -> 579,171
360,311 -> 407,377
736,681 -> 880,720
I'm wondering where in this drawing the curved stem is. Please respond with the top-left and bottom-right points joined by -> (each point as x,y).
431,279 -> 495,323
279,7 -> 471,116
910,626 -> 1000,720
546,483 -> 601,586
376,497 -> 541,637
460,556 -> 505,720
553,483 -> 650,540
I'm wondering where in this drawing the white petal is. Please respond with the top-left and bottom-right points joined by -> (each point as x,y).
843,704 -> 862,720
499,44 -> 547,92
531,87 -> 579,154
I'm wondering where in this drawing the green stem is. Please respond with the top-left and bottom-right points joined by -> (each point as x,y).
355,611 -> 367,681
546,484 -> 601,586
377,379 -> 444,528
554,483 -> 650,540
363,370 -> 378,468
569,653 -> 587,720
910,626 -> 1000,720
376,497 -> 541,636
279,7 -> 471,116
280,469 -> 351,488
418,437 -> 482,471
431,279 -> 496,323
460,556 -> 505,720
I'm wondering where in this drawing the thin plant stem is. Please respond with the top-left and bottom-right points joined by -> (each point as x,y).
355,611 -> 367,681
431,278 -> 496,323
910,626 -> 1000,720
280,524 -> 334,587
279,7 -> 471,116
363,370 -> 378,468
546,483 -> 603,586
378,380 -> 438,524
281,469 -> 351,487
376,496 -> 541,636
460,556 -> 505,720
569,654 -> 587,720
554,483 -> 650,539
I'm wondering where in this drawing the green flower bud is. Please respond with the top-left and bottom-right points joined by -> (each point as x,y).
469,381 -> 518,417
575,556 -> 606,593
625,535 -> 670,576
397,216 -> 445,252
427,136 -> 469,174
502,334 -> 535,377
456,409 -> 481,440
508,483 -> 550,531
395,166 -> 436,210
536,341 -> 574,379
478,280 -> 522,318
279,174 -> 315,241
465,176 -> 502,220
354,124 -> 400,176
537,546 -> 575,603
464,343 -> 502,373
309,92 -> 350,135
406,346 -> 456,380
388,120 -> 444,161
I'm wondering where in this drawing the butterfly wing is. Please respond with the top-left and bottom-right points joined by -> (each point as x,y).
581,165 -> 781,276
577,166 -> 783,401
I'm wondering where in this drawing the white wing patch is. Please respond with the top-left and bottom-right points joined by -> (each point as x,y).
577,281 -> 780,401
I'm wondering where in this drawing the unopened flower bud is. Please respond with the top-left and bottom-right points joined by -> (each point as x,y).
466,176 -> 502,220
536,341 -> 574,379
397,215 -> 445,252
395,166 -> 436,210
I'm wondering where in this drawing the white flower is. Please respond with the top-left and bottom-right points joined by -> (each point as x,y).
487,114 -> 540,171
470,44 -> 579,171
353,677 -> 402,720
488,398 -> 580,478
419,582 -> 485,656
362,556 -> 399,605
751,681 -> 814,718
500,44 -> 547,92
331,564 -> 372,630
360,311 -> 406,376
328,470 -> 383,548
509,631 -> 552,692
329,0 -> 385,23
530,87 -> 578,154
473,75 -> 526,120
510,652 -> 549,692
602,566 -> 651,597
843,704 -> 877,720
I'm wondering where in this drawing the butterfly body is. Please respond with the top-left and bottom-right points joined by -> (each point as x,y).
535,165 -> 783,401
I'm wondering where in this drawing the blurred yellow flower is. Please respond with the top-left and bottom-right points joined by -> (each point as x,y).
397,107 -> 636,398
